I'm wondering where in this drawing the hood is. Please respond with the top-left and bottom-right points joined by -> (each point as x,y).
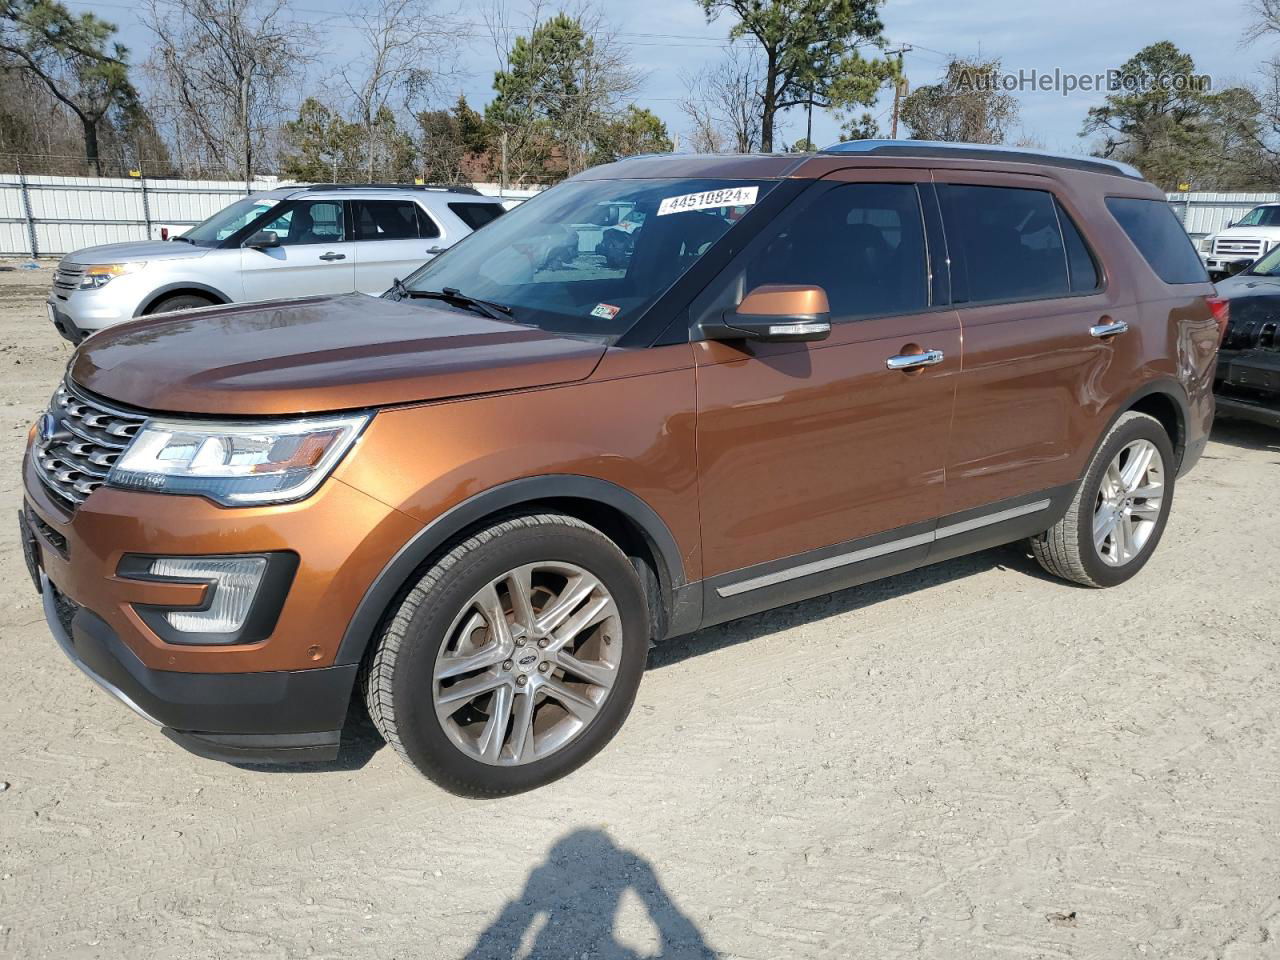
1215,272 -> 1280,299
69,293 -> 607,416
65,240 -> 210,265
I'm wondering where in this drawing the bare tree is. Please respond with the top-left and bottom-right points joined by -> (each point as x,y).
679,45 -> 762,153
341,0 -> 462,182
144,0 -> 316,182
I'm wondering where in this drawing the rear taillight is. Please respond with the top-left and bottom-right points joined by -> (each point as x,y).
1207,296 -> 1230,342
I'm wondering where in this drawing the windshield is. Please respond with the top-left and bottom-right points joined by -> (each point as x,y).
1248,244 -> 1280,276
180,196 -> 281,247
1235,205 -> 1280,227
400,178 -> 776,339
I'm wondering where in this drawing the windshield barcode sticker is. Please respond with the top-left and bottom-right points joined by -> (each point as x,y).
657,186 -> 758,216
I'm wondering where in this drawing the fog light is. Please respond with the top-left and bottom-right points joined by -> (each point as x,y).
149,556 -> 267,633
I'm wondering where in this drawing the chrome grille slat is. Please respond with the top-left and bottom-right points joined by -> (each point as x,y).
33,380 -> 147,509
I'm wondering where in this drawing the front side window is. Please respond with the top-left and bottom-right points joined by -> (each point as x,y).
1105,197 -> 1209,285
401,178 -> 777,340
939,184 -> 1070,303
258,200 -> 345,246
180,196 -> 280,247
734,182 -> 929,320
353,200 -> 420,241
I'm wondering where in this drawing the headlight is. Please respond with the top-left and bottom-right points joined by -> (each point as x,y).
107,413 -> 369,505
79,262 -> 147,289
1199,236 -> 1213,253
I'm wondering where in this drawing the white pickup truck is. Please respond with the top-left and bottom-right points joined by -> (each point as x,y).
1201,202 -> 1280,280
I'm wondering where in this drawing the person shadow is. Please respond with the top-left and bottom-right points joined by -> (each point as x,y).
464,829 -> 718,960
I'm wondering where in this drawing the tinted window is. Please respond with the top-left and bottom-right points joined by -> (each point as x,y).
1105,197 -> 1209,285
260,200 -> 345,245
742,182 -> 928,319
1236,205 -> 1280,227
940,185 -> 1069,302
449,201 -> 506,230
416,207 -> 441,239
353,200 -> 420,241
1057,201 -> 1101,292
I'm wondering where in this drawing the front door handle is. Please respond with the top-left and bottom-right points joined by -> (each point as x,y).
319,251 -> 346,261
1090,319 -> 1129,338
886,349 -> 945,371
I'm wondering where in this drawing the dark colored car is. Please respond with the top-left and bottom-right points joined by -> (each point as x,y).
1211,249 -> 1280,427
22,143 -> 1221,797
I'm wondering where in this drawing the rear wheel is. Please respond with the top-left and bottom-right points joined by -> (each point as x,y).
363,513 -> 649,797
1031,411 -> 1175,587
146,293 -> 216,315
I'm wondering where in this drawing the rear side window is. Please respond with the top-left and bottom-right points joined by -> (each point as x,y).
353,200 -> 421,241
1105,197 -> 1209,285
1056,201 -> 1101,293
742,182 -> 929,319
449,202 -> 506,230
939,185 -> 1069,303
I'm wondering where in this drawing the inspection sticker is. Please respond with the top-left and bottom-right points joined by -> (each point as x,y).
656,185 -> 758,216
591,302 -> 621,319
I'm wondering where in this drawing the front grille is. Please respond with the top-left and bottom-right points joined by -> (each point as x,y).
52,262 -> 85,297
1213,237 -> 1265,258
33,381 -> 146,509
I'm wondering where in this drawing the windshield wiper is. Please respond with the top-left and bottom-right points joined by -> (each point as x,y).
405,286 -> 514,322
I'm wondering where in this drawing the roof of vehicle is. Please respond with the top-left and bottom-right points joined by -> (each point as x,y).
256,184 -> 502,202
575,141 -> 1150,184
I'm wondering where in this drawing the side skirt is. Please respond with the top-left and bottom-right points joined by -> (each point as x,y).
698,484 -> 1076,630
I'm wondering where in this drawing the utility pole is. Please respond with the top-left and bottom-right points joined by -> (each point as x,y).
886,45 -> 912,139
500,130 -> 509,197
806,87 -> 814,150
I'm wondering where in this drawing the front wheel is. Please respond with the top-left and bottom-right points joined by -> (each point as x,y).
1031,411 -> 1175,588
363,513 -> 649,797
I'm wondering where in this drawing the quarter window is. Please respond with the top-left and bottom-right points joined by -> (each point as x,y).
741,182 -> 929,319
449,201 -> 506,230
939,184 -> 1070,303
1105,196 -> 1209,285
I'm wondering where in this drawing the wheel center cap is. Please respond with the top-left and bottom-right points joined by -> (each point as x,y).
515,649 -> 540,672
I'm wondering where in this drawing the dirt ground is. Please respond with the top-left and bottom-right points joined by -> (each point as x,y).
0,263 -> 1277,960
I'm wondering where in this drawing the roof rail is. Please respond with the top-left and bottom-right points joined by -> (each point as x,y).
820,139 -> 1144,180
298,183 -> 484,195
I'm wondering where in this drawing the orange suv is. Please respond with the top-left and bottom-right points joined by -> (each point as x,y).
21,144 -> 1221,796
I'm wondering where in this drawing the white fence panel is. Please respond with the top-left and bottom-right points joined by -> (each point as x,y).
1166,192 -> 1280,238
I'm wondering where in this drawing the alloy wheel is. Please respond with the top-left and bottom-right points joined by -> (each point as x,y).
432,562 -> 623,766
1092,438 -> 1165,567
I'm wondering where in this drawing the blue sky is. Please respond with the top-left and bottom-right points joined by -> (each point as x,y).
71,0 -> 1265,156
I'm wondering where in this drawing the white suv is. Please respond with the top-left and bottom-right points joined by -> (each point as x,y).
46,185 -> 506,343
1201,202 -> 1280,280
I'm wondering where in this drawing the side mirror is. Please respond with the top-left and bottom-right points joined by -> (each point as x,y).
706,284 -> 832,343
245,230 -> 280,249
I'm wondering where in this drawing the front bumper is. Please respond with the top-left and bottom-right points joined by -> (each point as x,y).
1215,349 -> 1280,428
35,569 -> 354,763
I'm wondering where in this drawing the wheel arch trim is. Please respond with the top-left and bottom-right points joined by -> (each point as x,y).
135,282 -> 232,317
1102,378 -> 1190,470
335,475 -> 692,666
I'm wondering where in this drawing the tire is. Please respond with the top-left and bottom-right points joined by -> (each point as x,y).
1031,411 -> 1176,588
146,293 -> 216,315
363,513 -> 649,797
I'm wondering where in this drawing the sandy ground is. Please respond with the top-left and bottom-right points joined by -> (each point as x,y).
0,263 -> 1278,960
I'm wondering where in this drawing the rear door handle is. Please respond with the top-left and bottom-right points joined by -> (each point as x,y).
1090,320 -> 1128,338
319,251 -> 346,261
425,246 -> 444,255
886,349 -> 945,371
